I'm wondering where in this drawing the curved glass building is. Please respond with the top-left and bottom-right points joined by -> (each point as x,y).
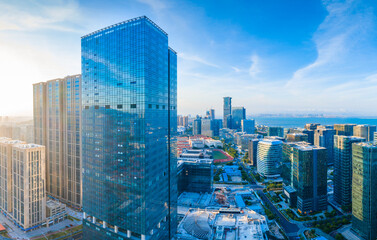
257,139 -> 282,177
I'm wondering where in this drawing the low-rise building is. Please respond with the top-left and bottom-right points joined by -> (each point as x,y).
46,200 -> 67,226
177,208 -> 268,240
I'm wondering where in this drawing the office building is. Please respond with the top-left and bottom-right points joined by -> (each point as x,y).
241,119 -> 255,134
223,97 -> 232,129
257,139 -> 282,177
289,128 -> 314,145
282,141 -> 310,185
267,126 -> 284,138
305,123 -> 320,131
248,139 -> 261,167
375,132 -> 377,143
232,107 -> 246,130
193,118 -> 202,136
314,128 -> 336,165
353,125 -> 376,142
286,133 -> 308,142
209,109 -> 215,120
33,75 -> 82,208
81,16 -> 177,240
177,159 -> 212,195
239,134 -> 262,150
201,119 -> 221,137
334,136 -> 365,207
291,144 -> 327,213
334,124 -> 356,136
0,138 -> 46,231
352,142 -> 377,240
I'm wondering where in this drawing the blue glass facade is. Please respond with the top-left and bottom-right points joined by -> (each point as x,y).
81,16 -> 177,240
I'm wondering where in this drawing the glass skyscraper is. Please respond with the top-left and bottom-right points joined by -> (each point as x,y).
231,106 -> 246,130
223,97 -> 232,129
257,139 -> 282,177
81,16 -> 177,240
291,144 -> 327,213
333,136 -> 365,207
352,142 -> 377,240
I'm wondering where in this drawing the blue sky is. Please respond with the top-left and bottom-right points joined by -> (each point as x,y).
1,0 -> 377,116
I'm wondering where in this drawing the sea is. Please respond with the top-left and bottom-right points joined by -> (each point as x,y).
253,117 -> 377,128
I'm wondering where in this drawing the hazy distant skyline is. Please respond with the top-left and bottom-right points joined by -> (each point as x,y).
1,0 -> 377,116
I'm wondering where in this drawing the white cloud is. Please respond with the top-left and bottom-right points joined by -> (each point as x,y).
249,54 -> 261,78
285,0 -> 374,90
137,0 -> 166,11
232,66 -> 241,73
0,0 -> 82,32
179,52 -> 219,68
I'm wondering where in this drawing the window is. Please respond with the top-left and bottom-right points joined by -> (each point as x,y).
131,104 -> 136,109
156,105 -> 159,109
117,104 -> 123,109
148,104 -> 152,109
117,83 -> 122,86
105,105 -> 110,109
94,105 -> 99,109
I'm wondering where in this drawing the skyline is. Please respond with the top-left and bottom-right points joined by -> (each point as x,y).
1,0 -> 377,116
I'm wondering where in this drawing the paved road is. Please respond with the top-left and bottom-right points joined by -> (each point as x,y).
257,190 -> 300,240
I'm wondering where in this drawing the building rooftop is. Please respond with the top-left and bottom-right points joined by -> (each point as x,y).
284,185 -> 297,193
82,16 -> 168,39
259,139 -> 282,145
293,143 -> 325,151
355,142 -> 377,148
46,199 -> 65,209
288,133 -> 307,136
13,143 -> 44,149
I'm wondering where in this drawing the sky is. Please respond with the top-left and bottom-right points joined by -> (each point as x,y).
1,0 -> 377,117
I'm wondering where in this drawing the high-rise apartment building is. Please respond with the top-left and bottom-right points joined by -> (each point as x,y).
0,138 -> 46,230
223,97 -> 232,129
232,107 -> 246,130
241,119 -> 255,134
314,128 -> 336,165
33,75 -> 82,208
352,142 -> 377,240
268,126 -> 284,138
257,139 -> 282,177
291,144 -> 327,213
81,16 -> 177,240
333,136 -> 365,207
353,125 -> 376,142
334,124 -> 356,136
